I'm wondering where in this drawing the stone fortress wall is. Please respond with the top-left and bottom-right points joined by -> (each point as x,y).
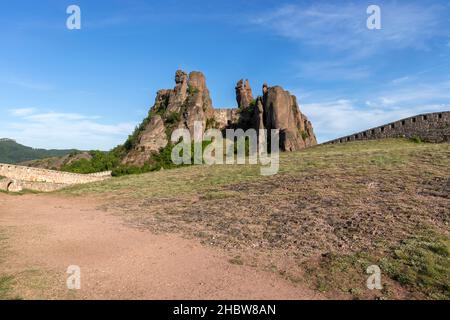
214,109 -> 240,129
0,163 -> 111,192
325,112 -> 449,145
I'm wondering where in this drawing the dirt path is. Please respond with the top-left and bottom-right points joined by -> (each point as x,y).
0,193 -> 320,300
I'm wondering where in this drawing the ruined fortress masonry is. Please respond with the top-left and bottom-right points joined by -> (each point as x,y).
325,112 -> 450,144
0,163 -> 111,192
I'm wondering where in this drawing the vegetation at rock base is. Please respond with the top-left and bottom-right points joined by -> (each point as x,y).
123,112 -> 153,152
61,150 -> 119,174
62,136 -> 252,176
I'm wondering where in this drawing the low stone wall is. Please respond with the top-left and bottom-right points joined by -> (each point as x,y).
0,178 -> 10,191
0,163 -> 111,184
325,111 -> 449,144
0,164 -> 111,192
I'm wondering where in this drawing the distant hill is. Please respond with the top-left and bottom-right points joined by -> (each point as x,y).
0,138 -> 79,164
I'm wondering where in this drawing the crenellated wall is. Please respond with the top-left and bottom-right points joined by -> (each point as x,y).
325,112 -> 449,145
0,163 -> 111,192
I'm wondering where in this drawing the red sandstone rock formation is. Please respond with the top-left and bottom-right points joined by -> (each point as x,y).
122,70 -> 215,166
121,71 -> 317,167
236,79 -> 254,109
262,85 -> 317,151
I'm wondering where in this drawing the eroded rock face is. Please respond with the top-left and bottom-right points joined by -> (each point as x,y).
121,70 -> 215,166
222,82 -> 317,151
167,70 -> 188,114
184,71 -> 215,136
122,115 -> 168,166
236,79 -> 253,109
121,70 -> 317,167
262,86 -> 317,151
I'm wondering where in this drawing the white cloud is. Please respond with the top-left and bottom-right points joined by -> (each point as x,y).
302,100 -> 449,143
390,76 -> 411,84
297,80 -> 450,143
9,108 -> 36,116
0,110 -> 135,150
295,61 -> 371,81
252,2 -> 448,56
1,77 -> 54,91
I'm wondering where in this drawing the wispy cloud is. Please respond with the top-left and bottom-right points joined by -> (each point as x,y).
0,109 -> 134,150
302,100 -> 449,143
390,76 -> 411,85
295,60 -> 371,81
1,77 -> 54,91
252,2 -> 448,56
298,80 -> 450,142
9,108 -> 36,116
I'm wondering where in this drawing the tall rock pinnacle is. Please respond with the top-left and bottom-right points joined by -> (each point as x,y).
235,79 -> 254,109
121,70 -> 215,166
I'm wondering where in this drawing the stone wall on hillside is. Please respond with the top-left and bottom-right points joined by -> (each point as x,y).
214,109 -> 240,129
325,112 -> 450,144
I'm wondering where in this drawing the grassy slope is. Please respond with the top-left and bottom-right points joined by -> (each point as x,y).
62,139 -> 450,299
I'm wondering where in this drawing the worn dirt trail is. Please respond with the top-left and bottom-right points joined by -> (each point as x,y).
0,193 -> 319,300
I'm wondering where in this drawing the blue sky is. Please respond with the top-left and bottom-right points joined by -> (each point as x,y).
0,0 -> 449,150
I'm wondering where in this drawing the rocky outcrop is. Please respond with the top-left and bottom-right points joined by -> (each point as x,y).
184,71 -> 215,136
224,80 -> 317,151
122,70 -> 215,166
122,114 -> 169,166
121,71 -> 317,167
262,85 -> 317,151
236,79 -> 254,109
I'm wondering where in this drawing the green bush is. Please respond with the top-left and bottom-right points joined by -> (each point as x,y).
111,143 -> 179,176
165,112 -> 180,125
61,150 -> 120,174
188,85 -> 199,95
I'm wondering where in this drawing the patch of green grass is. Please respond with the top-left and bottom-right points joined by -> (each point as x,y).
302,229 -> 450,300
300,130 -> 309,140
188,85 -> 199,95
0,228 -> 19,300
201,190 -> 240,200
229,256 -> 244,265
303,252 -> 375,297
0,189 -> 41,196
381,230 -> 450,299
0,275 -> 16,300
